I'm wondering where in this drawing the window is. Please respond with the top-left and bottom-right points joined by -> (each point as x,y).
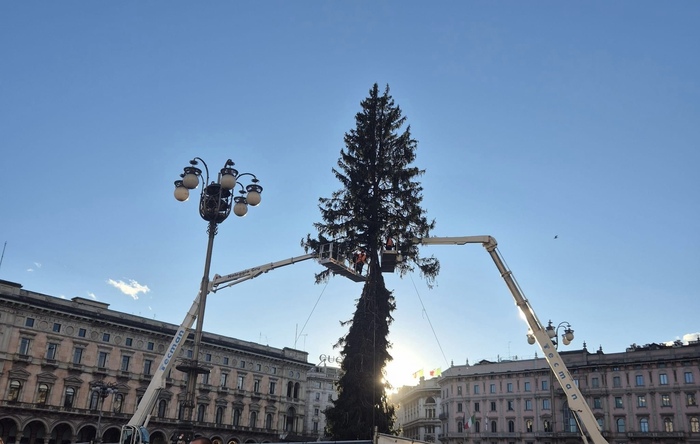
240,360 -> 246,368
25,317 -> 35,327
313,421 -> 319,432
508,420 -> 515,433
186,349 -> 193,358
541,379 -> 548,390
147,341 -> 154,351
525,419 -> 533,432
613,376 -> 621,387
8,380 -> 22,401
474,402 -> 480,412
664,417 -> 674,432
315,392 -> 320,401
120,355 -> 130,371
640,418 -> 649,433
215,406 -> 224,424
143,359 -> 153,375
249,411 -> 257,428
685,372 -> 695,384
638,395 -> 647,407
201,373 -> 209,385
490,420 -> 497,433
19,337 -> 31,355
543,420 -> 552,432
687,393 -> 698,406
237,375 -> 244,389
52,323 -> 61,332
636,375 -> 644,386
269,381 -> 276,394
78,328 -> 86,337
197,404 -> 205,422
457,403 -> 463,413
474,384 -> 480,394
490,383 -> 496,393
314,408 -> 319,416
256,363 -> 262,371
457,385 -> 462,395
591,377 -> 600,388
597,417 -> 604,431
254,379 -> 261,393
543,399 -> 551,410
126,337 -> 133,347
616,418 -> 625,433
266,413 -> 273,429
223,357 -> 229,365
102,333 -> 110,342
158,400 -> 167,417
474,421 -> 480,433
507,400 -> 514,411
233,408 -> 242,426
690,417 -> 700,433
594,398 -> 602,409
205,353 -> 211,362
46,343 -> 58,360
113,394 -> 123,413
328,394 -> 332,401
73,347 -> 84,364
507,382 -> 513,393
490,401 -> 496,411
662,394 -> 672,407
64,387 -> 75,407
220,373 -> 228,387
615,397 -> 623,408
524,381 -> 531,392
660,373 -> 669,385
271,366 -> 277,374
89,391 -> 100,410
97,351 -> 108,368
457,421 -> 464,433
525,399 -> 532,410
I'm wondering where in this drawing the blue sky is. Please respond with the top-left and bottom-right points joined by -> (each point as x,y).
1,2 -> 698,389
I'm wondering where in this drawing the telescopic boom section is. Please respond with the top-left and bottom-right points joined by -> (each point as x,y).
413,236 -> 607,444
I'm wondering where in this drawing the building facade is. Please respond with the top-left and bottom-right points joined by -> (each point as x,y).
433,342 -> 700,444
0,279 -> 317,444
392,376 -> 442,443
303,365 -> 341,439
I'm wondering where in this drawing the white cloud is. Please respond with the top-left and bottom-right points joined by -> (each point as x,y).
34,262 -> 42,268
107,279 -> 150,300
87,292 -> 97,300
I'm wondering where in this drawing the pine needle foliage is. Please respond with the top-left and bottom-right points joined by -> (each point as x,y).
302,83 -> 439,440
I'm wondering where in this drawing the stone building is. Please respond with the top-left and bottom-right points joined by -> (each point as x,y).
304,365 -> 341,439
434,341 -> 700,444
392,376 -> 441,442
0,279 -> 316,444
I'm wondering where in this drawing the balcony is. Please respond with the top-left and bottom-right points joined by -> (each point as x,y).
41,358 -> 59,368
13,354 -> 32,364
627,432 -> 686,439
438,413 -> 448,420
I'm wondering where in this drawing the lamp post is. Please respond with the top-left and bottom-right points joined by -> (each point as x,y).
90,380 -> 118,444
172,157 -> 262,432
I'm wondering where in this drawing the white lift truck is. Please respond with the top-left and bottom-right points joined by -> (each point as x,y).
412,236 -> 607,444
119,243 -> 362,444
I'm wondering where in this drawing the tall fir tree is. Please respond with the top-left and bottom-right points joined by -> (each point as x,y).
302,84 -> 439,440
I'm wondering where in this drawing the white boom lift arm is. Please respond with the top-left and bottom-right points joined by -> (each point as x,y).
413,236 -> 607,444
121,247 -> 355,444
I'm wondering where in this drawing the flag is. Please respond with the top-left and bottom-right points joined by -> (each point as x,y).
429,367 -> 442,377
465,414 -> 475,430
412,369 -> 424,379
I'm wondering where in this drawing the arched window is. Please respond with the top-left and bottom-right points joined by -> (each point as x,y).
640,418 -> 649,432
197,404 -> 206,422
9,380 -> 21,402
508,420 -> 515,433
526,419 -> 533,433
457,421 -> 463,433
113,393 -> 124,413
216,406 -> 225,424
233,408 -> 242,426
597,417 -> 604,431
89,390 -> 100,410
664,417 -> 674,432
543,420 -> 552,432
249,411 -> 257,428
37,383 -> 50,405
287,382 -> 293,398
690,417 -> 699,433
178,403 -> 186,420
158,399 -> 167,417
491,420 -> 497,433
474,421 -> 480,433
64,387 -> 75,408
293,382 -> 300,399
616,418 -> 626,433
265,413 -> 273,429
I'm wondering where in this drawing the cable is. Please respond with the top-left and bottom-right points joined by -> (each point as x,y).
408,273 -> 449,367
295,279 -> 330,345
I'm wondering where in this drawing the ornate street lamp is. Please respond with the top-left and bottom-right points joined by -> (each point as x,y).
526,319 -> 574,349
90,380 -> 118,444
172,157 -> 262,433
